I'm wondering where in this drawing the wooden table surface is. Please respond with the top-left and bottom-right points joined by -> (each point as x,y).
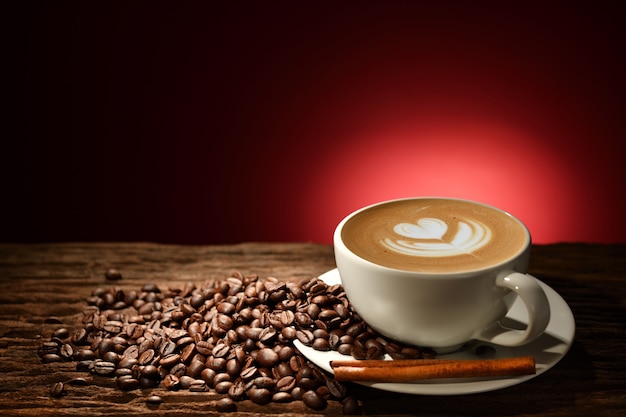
0,242 -> 624,416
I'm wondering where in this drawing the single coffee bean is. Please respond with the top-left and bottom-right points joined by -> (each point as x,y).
272,391 -> 293,403
214,380 -> 232,394
240,366 -> 258,381
296,330 -> 314,345
212,343 -> 230,358
115,368 -> 133,378
163,374 -> 180,390
342,395 -> 360,415
159,353 -> 181,368
312,338 -> 330,351
93,361 -> 116,376
44,316 -> 64,324
256,348 -> 279,368
326,378 -> 348,399
59,343 -> 74,359
276,376 -> 296,392
189,379 -> 208,392
145,395 -> 163,405
138,349 -> 155,365
187,359 -> 205,378
141,364 -> 160,379
248,387 -> 272,405
42,353 -> 62,364
105,268 -> 123,281
52,328 -> 70,339
228,379 -> 247,401
302,390 -> 327,411
116,376 -> 139,391
139,376 -> 159,389
66,377 -> 89,386
50,382 -> 65,398
216,397 -> 237,412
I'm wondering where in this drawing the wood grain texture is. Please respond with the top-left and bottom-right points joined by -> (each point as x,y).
0,242 -> 624,416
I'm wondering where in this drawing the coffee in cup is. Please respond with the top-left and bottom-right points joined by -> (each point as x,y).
334,197 -> 550,353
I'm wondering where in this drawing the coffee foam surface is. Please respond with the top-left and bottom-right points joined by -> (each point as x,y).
341,199 -> 527,273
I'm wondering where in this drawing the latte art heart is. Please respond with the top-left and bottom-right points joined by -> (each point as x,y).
394,218 -> 448,240
382,217 -> 492,258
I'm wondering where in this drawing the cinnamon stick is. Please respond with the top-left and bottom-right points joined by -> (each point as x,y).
331,356 -> 536,382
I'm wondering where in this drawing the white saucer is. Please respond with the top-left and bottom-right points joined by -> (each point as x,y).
293,268 -> 575,396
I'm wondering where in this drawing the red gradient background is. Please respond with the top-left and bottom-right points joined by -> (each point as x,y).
5,1 -> 626,244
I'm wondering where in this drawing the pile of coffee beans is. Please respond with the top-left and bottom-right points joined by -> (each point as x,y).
39,271 -> 433,413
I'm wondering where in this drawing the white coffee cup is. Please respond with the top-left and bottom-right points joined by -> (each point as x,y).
333,197 -> 550,353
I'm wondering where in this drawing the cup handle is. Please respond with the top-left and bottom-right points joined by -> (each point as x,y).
474,272 -> 551,346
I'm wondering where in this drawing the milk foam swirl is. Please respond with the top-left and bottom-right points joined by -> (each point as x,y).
381,217 -> 492,258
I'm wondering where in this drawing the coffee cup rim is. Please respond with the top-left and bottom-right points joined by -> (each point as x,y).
333,196 -> 531,276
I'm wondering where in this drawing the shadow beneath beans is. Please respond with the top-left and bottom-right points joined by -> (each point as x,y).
351,340 -> 594,416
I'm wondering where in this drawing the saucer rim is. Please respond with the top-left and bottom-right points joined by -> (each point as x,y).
293,268 -> 575,396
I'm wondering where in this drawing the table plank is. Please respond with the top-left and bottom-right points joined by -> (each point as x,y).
0,242 -> 624,416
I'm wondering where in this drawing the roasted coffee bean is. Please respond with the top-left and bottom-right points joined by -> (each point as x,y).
337,343 -> 352,356
93,360 -> 116,376
42,353 -> 62,364
296,329 -> 314,345
226,358 -> 242,377
187,359 -> 205,378
259,327 -> 277,344
50,382 -> 65,398
252,376 -> 275,390
141,364 -> 160,379
159,353 -> 181,368
163,374 -> 180,390
145,395 -> 163,404
211,372 -> 230,386
295,312 -> 312,327
326,378 -> 348,399
302,390 -> 327,411
189,379 -> 208,392
66,377 -> 89,386
138,349 -> 155,365
256,348 -> 279,368
216,397 -> 237,412
115,368 -> 133,378
214,380 -> 232,394
52,327 -> 70,339
195,340 -> 212,356
38,273 -> 438,414
139,376 -> 159,389
102,351 -> 120,364
272,391 -> 293,403
212,343 -> 230,358
306,304 -> 321,319
312,338 -> 330,351
180,344 -> 196,364
240,366 -> 258,381
45,316 -> 64,324
40,341 -> 60,355
76,360 -> 93,372
116,376 -> 139,391
248,387 -> 272,405
200,367 -> 216,385
105,268 -> 123,281
206,356 -> 227,371
342,395 -> 359,415
227,379 -> 246,401
59,343 -> 74,359
71,328 -> 88,345
276,375 -> 296,392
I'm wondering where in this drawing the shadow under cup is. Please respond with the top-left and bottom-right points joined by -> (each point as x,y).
333,197 -> 549,354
